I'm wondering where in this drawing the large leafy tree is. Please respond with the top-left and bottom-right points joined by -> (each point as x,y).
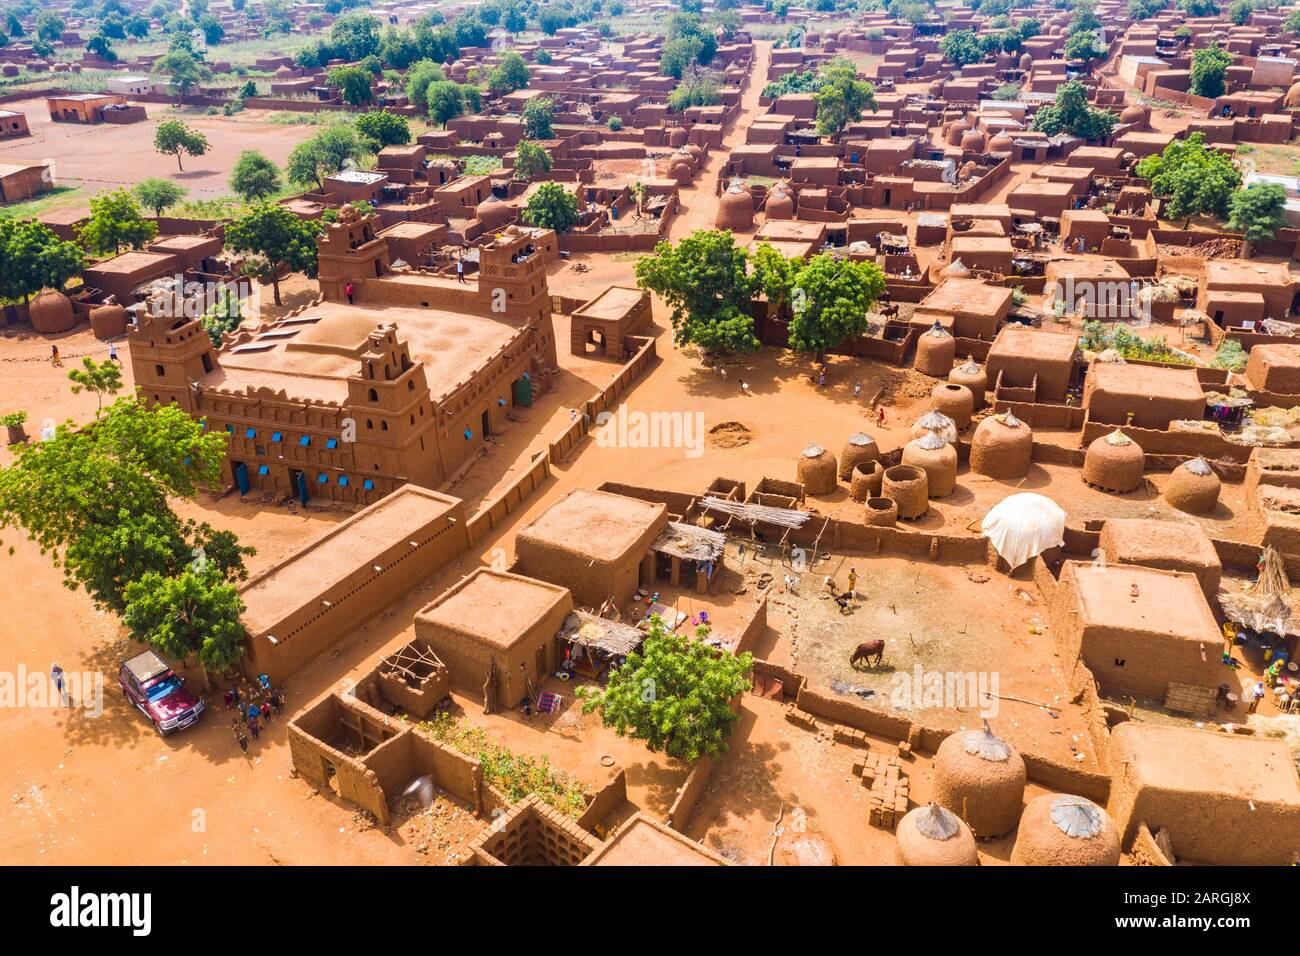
0,218 -> 84,305
34,11 -> 64,44
426,80 -> 471,127
229,150 -> 283,202
513,140 -> 553,180
328,65 -> 374,106
1063,30 -> 1105,63
523,180 -> 579,232
814,57 -> 877,137
133,177 -> 187,217
225,202 -> 322,306
1136,132 -> 1241,226
355,110 -> 411,148
1190,43 -> 1232,98
488,50 -> 530,95
286,124 -> 368,189
667,67 -> 722,113
577,620 -> 752,763
123,568 -> 247,672
1030,80 -> 1117,141
329,11 -> 382,59
0,398 -> 242,614
636,229 -> 760,357
751,242 -> 801,316
154,119 -> 210,171
1227,182 -> 1288,256
522,96 -> 555,139
788,254 -> 885,360
77,188 -> 158,256
940,29 -> 983,66
152,48 -> 211,102
404,59 -> 446,111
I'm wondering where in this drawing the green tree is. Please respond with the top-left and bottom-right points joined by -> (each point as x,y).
122,568 -> 248,673
229,150 -> 283,202
1136,132 -> 1241,226
6,12 -> 25,37
513,140 -> 553,180
667,67 -> 722,112
635,229 -> 760,356
940,29 -> 983,66
86,32 -> 117,60
404,59 -> 446,111
751,242 -> 800,316
34,11 -> 64,43
523,180 -> 579,232
788,254 -> 885,360
426,80 -> 469,127
286,124 -> 368,189
329,11 -> 381,59
133,177 -> 187,217
197,12 -> 225,44
488,50 -> 530,95
577,619 -> 752,763
1227,182 -> 1288,256
67,357 -> 123,414
1063,29 -> 1104,62
355,110 -> 411,148
522,96 -> 555,139
1180,0 -> 1220,14
125,13 -> 150,38
201,288 -> 243,346
225,202 -> 322,306
154,119 -> 210,171
0,218 -> 84,306
76,188 -> 158,255
1030,79 -> 1116,140
814,58 -> 877,137
328,65 -> 374,106
1190,42 -> 1231,98
152,47 -> 211,101
1287,8 -> 1300,33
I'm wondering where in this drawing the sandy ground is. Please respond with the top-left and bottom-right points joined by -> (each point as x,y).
1,41 -> 1293,865
0,98 -> 325,210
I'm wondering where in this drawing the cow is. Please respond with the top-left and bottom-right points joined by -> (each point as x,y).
850,640 -> 885,669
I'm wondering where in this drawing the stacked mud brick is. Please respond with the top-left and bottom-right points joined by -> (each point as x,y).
861,752 -> 911,830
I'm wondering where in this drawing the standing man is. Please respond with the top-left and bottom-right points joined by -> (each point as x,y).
345,281 -> 355,305
108,342 -> 120,364
456,257 -> 466,283
50,663 -> 66,706
50,345 -> 62,367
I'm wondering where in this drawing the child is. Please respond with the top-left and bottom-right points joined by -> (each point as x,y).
224,689 -> 234,710
248,716 -> 261,740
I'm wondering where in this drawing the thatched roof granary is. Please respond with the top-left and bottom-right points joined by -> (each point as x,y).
934,721 -> 1027,838
1082,428 -> 1144,493
839,431 -> 880,479
915,320 -> 955,377
903,430 -> 958,498
949,355 -> 987,407
1010,794 -> 1120,866
896,802 -> 979,866
796,443 -> 838,496
715,180 -> 754,231
969,411 -> 1033,479
1162,457 -> 1220,514
910,409 -> 958,444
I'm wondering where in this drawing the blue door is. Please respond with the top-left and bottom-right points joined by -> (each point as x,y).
293,470 -> 309,505
234,462 -> 249,495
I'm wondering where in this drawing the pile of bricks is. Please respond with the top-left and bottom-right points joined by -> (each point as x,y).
860,752 -> 910,830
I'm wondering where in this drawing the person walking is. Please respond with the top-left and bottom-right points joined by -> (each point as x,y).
877,406 -> 886,427
456,258 -> 466,283
248,715 -> 261,740
51,664 -> 66,706
853,382 -> 861,400
847,568 -> 857,596
345,281 -> 355,305
108,342 -> 119,364
50,345 -> 62,367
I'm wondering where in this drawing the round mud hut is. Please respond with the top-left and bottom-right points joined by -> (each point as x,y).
882,464 -> 929,519
89,303 -> 128,339
949,356 -> 987,408
903,430 -> 958,498
765,184 -> 795,220
850,460 -> 884,501
715,180 -> 754,231
797,443 -> 838,496
896,802 -> 980,866
910,409 -> 958,444
839,431 -> 880,480
969,411 -> 1033,480
931,382 -> 974,430
933,721 -> 1027,839
1082,428 -> 1145,493
29,289 -> 76,334
914,321 -> 956,378
1010,794 -> 1120,867
1162,457 -> 1220,515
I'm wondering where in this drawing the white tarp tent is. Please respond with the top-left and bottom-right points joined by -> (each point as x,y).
981,493 -> 1067,570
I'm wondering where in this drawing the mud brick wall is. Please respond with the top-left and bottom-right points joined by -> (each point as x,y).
667,757 -> 717,832
733,594 -> 770,655
467,452 -> 551,545
597,482 -> 698,518
1128,822 -> 1174,866
796,684 -> 914,740
576,769 -> 627,834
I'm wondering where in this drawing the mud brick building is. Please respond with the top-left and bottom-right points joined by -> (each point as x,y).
984,326 -> 1080,404
1081,362 -> 1206,431
0,110 -> 30,138
128,209 -> 560,505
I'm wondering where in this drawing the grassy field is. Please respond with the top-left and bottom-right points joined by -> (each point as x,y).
0,186 -> 86,220
1236,143 -> 1300,178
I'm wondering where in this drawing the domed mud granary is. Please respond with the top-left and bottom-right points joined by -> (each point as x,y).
1010,794 -> 1120,866
910,409 -> 958,444
764,184 -> 795,220
850,460 -> 884,501
896,802 -> 979,866
1162,456 -> 1220,514
864,495 -> 898,526
476,195 -> 513,230
882,464 -> 929,519
903,430 -> 958,498
1120,103 -> 1149,129
715,179 -> 754,231
969,411 -> 1033,480
931,382 -> 974,430
933,721 -> 1027,839
949,356 -> 987,408
29,289 -> 76,334
670,158 -> 693,185
796,443 -> 838,496
1082,428 -> 1145,493
959,129 -> 986,153
1288,82 -> 1300,109
839,431 -> 880,479
988,131 -> 1015,153
667,126 -> 688,147
89,303 -> 128,339
914,320 -> 955,377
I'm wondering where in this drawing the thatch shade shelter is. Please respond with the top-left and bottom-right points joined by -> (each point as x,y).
934,721 -> 1026,838
1162,457 -> 1220,514
649,521 -> 727,593
895,802 -> 979,866
557,610 -> 645,678
1218,545 -> 1300,641
1082,428 -> 1144,493
1010,794 -> 1120,866
981,493 -> 1066,571
797,443 -> 838,495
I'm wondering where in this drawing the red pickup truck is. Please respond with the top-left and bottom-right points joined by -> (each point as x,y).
119,650 -> 205,736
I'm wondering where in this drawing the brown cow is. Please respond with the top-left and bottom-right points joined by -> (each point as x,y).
850,640 -> 885,668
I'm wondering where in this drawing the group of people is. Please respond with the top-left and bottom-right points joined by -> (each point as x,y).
225,674 -> 286,754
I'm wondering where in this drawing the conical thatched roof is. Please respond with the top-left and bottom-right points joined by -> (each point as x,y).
1050,796 -> 1107,839
803,443 -> 826,458
1184,456 -> 1214,477
963,720 -> 1012,762
914,802 -> 963,841
1104,428 -> 1133,446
